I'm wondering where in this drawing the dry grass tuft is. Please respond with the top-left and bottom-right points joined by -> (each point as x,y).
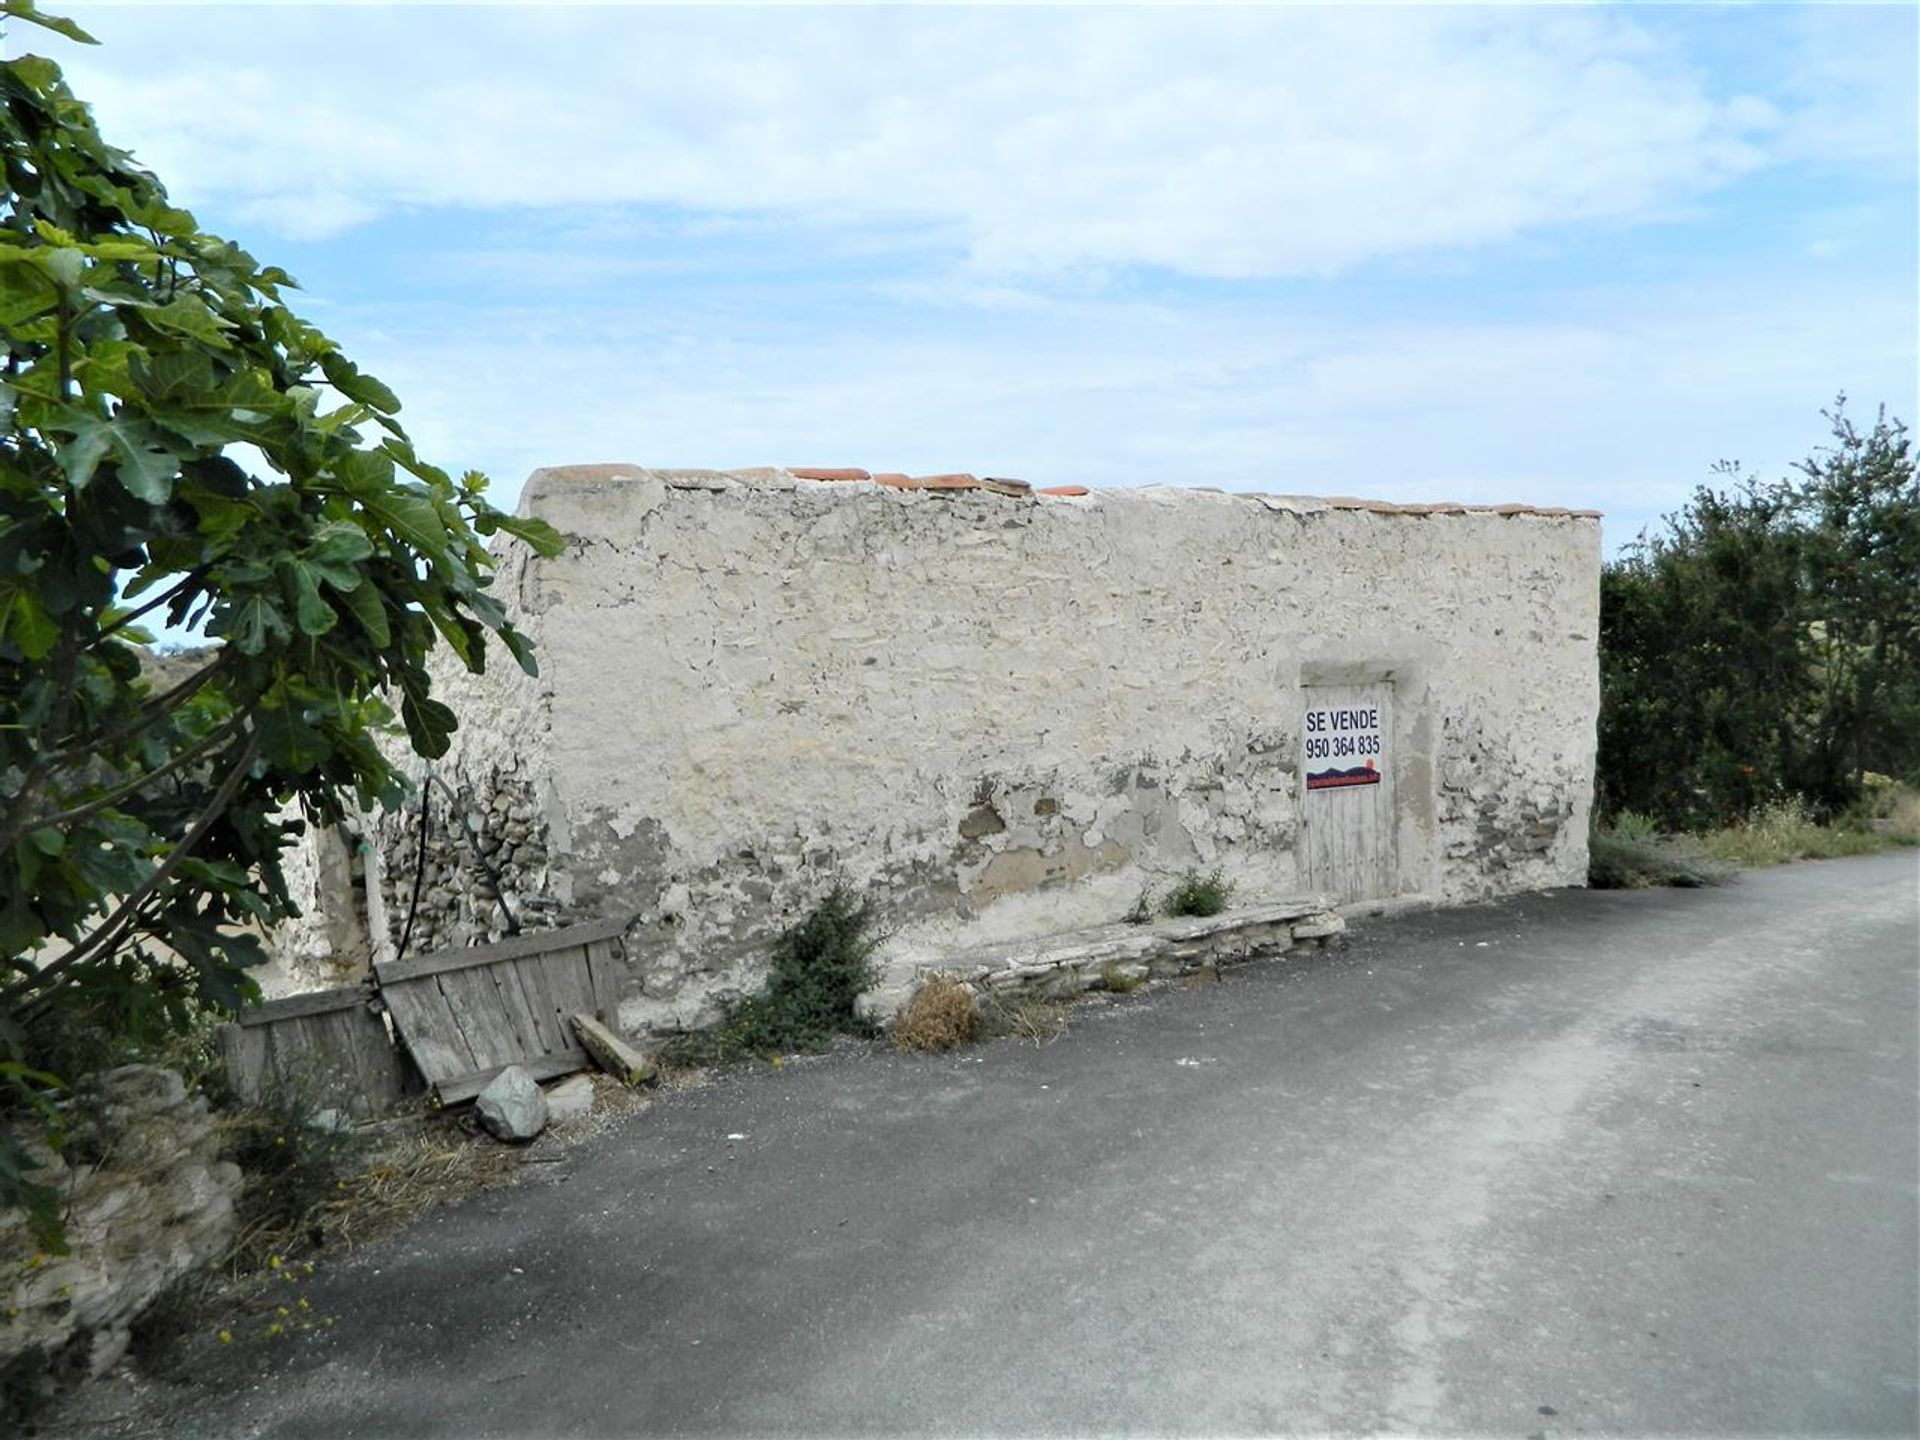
975,990 -> 1069,1046
1702,796 -> 1894,867
892,974 -> 978,1052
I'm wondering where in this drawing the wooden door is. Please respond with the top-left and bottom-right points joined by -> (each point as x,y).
1300,682 -> 1395,904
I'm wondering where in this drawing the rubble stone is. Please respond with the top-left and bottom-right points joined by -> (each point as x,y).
475,1066 -> 548,1143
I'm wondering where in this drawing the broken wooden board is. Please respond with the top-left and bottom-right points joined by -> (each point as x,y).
374,915 -> 632,1105
573,1014 -> 654,1087
215,985 -> 414,1120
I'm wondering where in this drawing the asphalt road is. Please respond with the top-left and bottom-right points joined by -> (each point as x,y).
97,852 -> 1920,1437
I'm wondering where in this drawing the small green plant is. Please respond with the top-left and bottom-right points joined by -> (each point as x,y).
220,1081 -> 367,1269
892,974 -> 977,1053
1161,868 -> 1235,918
1099,963 -> 1146,994
712,887 -> 882,1058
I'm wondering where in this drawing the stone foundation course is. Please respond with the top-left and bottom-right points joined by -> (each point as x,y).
886,896 -> 1347,1013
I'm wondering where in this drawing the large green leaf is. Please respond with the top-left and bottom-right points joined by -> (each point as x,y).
0,257 -> 58,327
318,351 -> 399,413
0,1 -> 98,44
142,294 -> 233,348
281,558 -> 338,636
215,592 -> 290,653
53,411 -> 181,500
335,578 -> 391,646
0,582 -> 60,659
256,700 -> 329,773
305,520 -> 374,588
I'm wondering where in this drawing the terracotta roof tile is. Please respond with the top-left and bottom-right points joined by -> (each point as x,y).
790,467 -> 871,482
979,476 -> 1034,496
575,467 -> 1599,519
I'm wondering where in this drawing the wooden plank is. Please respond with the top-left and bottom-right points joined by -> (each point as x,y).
433,1047 -> 591,1106
501,949 -> 566,1056
525,954 -> 572,1051
381,976 -> 479,1086
375,915 -> 632,986
238,985 -> 373,1027
434,964 -> 524,1072
309,1005 -> 393,1119
215,1022 -> 272,1105
582,938 -> 627,1023
488,957 -> 556,1057
537,944 -> 598,1032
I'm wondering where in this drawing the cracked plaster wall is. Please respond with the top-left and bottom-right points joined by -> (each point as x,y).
464,466 -> 1599,1037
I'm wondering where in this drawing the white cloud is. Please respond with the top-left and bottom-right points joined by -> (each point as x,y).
51,3 -> 1804,275
330,259 -> 1914,557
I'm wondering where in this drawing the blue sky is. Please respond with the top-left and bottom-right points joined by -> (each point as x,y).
18,2 -> 1920,553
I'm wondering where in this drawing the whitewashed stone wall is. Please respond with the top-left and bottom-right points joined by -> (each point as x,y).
323,467 -> 1600,1035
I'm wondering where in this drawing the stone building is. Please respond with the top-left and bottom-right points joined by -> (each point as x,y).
279,466 -> 1601,1033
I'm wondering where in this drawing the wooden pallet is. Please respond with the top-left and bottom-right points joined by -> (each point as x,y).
215,985 -> 415,1120
372,916 -> 630,1105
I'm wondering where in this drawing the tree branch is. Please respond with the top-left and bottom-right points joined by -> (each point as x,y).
40,647 -> 231,770
6,729 -> 261,1004
87,566 -> 211,651
4,707 -> 250,847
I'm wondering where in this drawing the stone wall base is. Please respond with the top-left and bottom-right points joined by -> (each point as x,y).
887,896 -> 1346,1010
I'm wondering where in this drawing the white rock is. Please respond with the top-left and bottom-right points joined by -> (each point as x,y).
475,1066 -> 548,1142
543,1074 -> 596,1124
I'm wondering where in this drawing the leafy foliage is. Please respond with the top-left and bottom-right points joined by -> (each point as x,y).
1586,816 -> 1728,890
1161,867 -> 1234,918
0,3 -> 560,1238
1599,399 -> 1918,828
712,888 -> 882,1058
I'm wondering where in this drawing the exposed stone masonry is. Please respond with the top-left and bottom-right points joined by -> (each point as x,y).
2,1067 -> 241,1390
371,764 -> 563,955
1435,714 -> 1579,900
883,896 -> 1348,1014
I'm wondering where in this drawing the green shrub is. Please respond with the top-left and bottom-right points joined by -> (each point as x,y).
1162,868 -> 1235,918
1588,825 -> 1729,889
713,887 -> 881,1058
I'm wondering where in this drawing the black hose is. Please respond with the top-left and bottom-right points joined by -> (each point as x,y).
395,772 -> 431,958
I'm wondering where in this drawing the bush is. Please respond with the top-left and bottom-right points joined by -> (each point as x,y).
712,887 -> 881,1058
1162,868 -> 1234,918
1701,797 -> 1890,867
892,975 -> 976,1053
220,1082 -> 366,1268
1598,399 -> 1918,828
1587,822 -> 1729,889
